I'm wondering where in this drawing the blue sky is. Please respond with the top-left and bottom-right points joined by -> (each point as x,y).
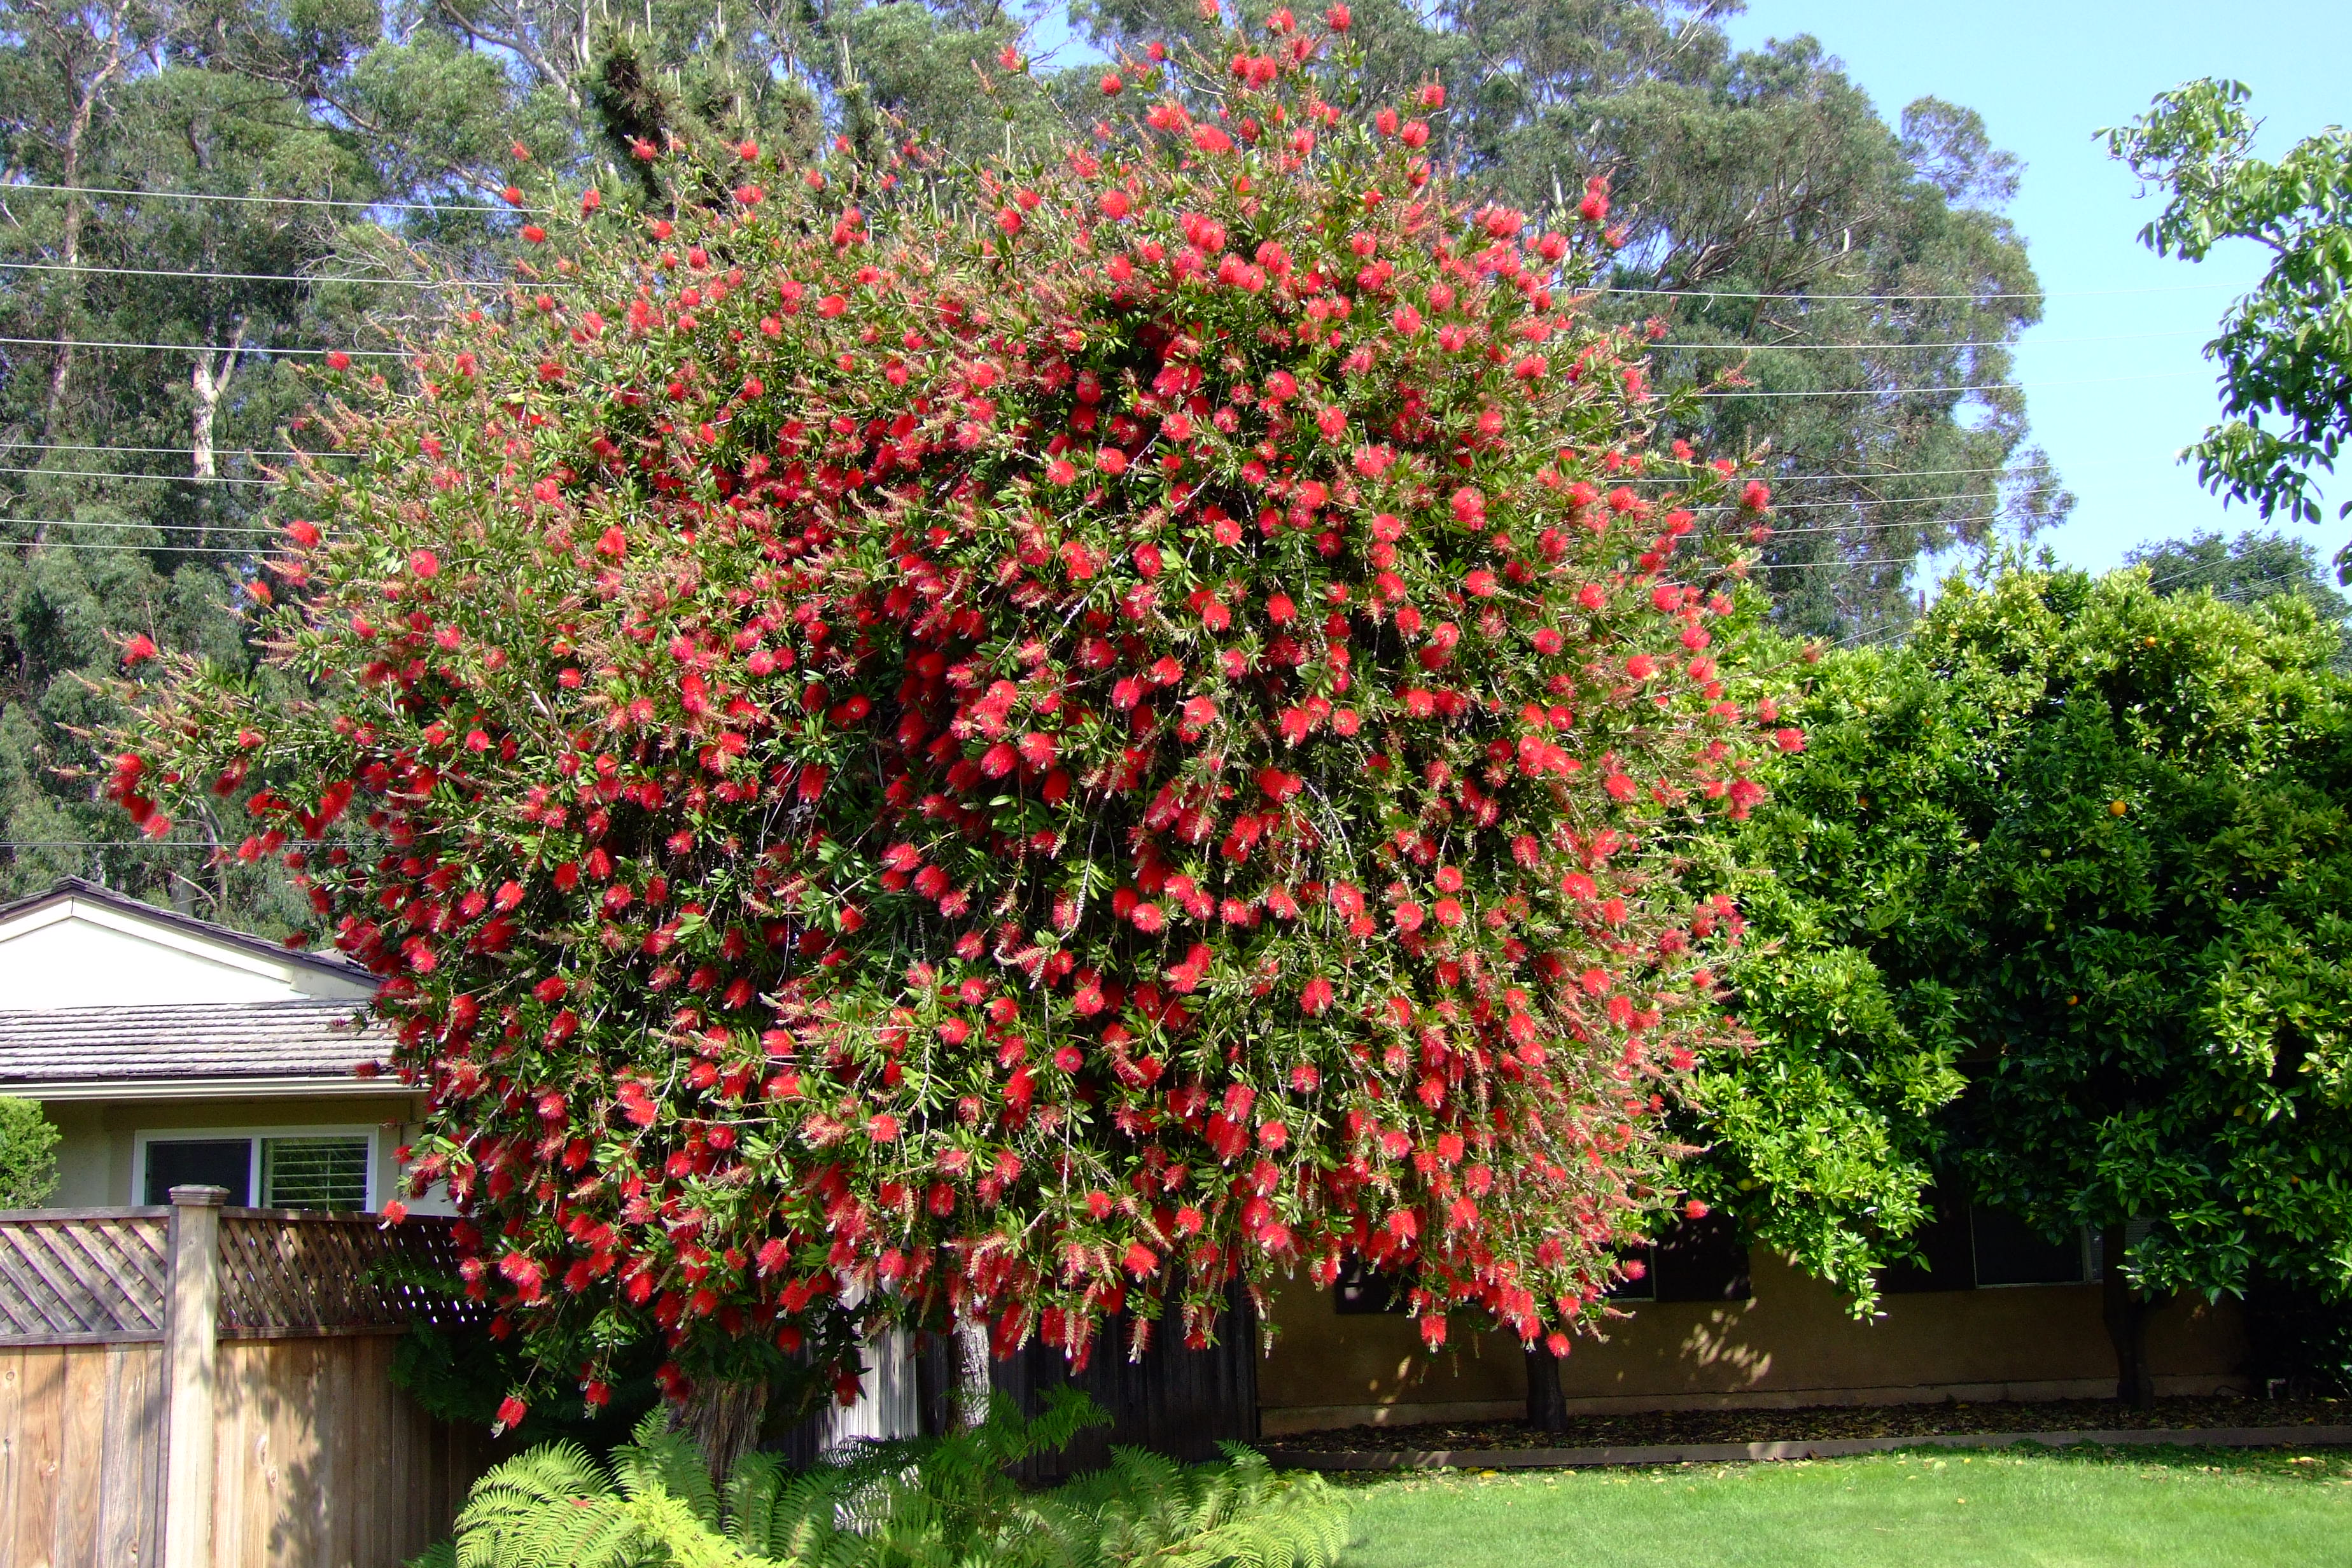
1721,0 -> 2352,583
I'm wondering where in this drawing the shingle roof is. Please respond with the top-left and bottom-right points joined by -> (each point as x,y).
0,1001 -> 393,1092
0,876 -> 369,984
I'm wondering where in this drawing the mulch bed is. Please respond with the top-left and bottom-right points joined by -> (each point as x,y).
1271,1396 -> 2352,1453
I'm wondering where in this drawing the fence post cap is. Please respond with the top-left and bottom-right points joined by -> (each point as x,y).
167,1184 -> 230,1208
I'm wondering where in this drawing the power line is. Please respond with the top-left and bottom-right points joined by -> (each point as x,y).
0,440 -> 351,459
1663,328 -> 2206,352
0,539 -> 258,554
1691,370 -> 2201,399
0,335 -> 400,359
0,465 -> 274,484
0,260 -> 514,290
3,517 -> 277,535
1,181 -> 542,216
1601,281 -> 2230,302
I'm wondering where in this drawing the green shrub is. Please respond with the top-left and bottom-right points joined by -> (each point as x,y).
411,1389 -> 1346,1568
0,1098 -> 59,1208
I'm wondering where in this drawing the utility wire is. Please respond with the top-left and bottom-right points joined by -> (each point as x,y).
0,335 -> 401,359
1601,281 -> 2232,302
0,260 -> 517,290
3,518 -> 277,535
1663,328 -> 2206,351
0,440 -> 343,458
1,181 -> 542,215
1691,370 -> 2201,398
0,465 -> 275,484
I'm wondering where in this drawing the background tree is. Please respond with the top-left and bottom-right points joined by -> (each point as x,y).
1763,563 -> 2352,1404
113,22 -> 1800,1454
2107,80 -> 2352,578
2127,528 -> 2349,666
0,1096 -> 59,1206
1077,0 -> 2072,640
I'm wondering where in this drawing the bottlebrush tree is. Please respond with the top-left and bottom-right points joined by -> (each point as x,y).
110,11 -> 1800,1423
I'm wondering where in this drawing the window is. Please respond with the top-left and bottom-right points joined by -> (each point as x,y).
1969,1203 -> 2088,1286
143,1140 -> 253,1207
1877,1187 -> 1977,1294
1875,1184 -> 2093,1291
138,1128 -> 374,1212
260,1137 -> 370,1211
1609,1213 -> 1753,1304
1333,1258 -> 1404,1315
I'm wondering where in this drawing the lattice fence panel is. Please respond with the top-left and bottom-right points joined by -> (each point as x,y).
216,1212 -> 481,1338
0,1211 -> 169,1343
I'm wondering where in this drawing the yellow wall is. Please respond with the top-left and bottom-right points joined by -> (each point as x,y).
38,1095 -> 424,1210
1258,1249 -> 2249,1435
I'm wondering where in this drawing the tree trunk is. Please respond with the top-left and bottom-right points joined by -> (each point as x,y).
2100,1225 -> 2156,1407
676,1375 -> 768,1485
1524,1341 -> 1568,1433
950,1319 -> 991,1430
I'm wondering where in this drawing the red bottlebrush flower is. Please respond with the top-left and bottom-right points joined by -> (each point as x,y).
324,350 -> 351,370
409,549 -> 440,578
1100,72 -> 1123,95
494,1396 -> 528,1430
121,634 -> 158,666
521,225 -> 547,244
111,55 -> 1795,1398
1774,727 -> 1807,753
1684,1200 -> 1711,1219
631,138 -> 658,160
1325,4 -> 1352,30
580,187 -> 602,213
1420,81 -> 1445,108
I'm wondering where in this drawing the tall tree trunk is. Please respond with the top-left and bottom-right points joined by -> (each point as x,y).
37,6 -> 130,536
191,316 -> 247,545
1524,1341 -> 1568,1433
676,1375 -> 768,1486
2100,1225 -> 2157,1407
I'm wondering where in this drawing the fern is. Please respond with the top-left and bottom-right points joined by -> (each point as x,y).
411,1395 -> 1349,1568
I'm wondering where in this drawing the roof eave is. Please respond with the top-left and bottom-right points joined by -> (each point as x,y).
11,1075 -> 417,1103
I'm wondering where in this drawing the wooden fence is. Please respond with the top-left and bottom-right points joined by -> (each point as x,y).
0,1190 -> 492,1568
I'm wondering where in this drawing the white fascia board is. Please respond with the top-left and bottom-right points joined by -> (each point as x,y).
18,1076 -> 418,1103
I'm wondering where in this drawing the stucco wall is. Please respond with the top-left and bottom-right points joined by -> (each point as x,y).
38,1095 -> 426,1210
1258,1249 -> 2249,1435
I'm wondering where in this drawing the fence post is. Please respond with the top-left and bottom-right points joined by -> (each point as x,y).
162,1184 -> 227,1568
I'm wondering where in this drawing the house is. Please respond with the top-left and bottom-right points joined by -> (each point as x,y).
0,877 -> 422,1211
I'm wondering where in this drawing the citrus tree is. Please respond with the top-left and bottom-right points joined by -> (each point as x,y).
1757,564 -> 2352,1401
109,13 -> 1798,1430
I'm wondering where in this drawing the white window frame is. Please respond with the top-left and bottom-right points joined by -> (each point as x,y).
134,1123 -> 382,1212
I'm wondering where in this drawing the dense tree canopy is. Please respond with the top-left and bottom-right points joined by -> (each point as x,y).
114,22 -> 1801,1420
1749,562 -> 2352,1394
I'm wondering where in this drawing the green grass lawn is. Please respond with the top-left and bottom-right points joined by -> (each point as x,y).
1334,1445 -> 2352,1568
